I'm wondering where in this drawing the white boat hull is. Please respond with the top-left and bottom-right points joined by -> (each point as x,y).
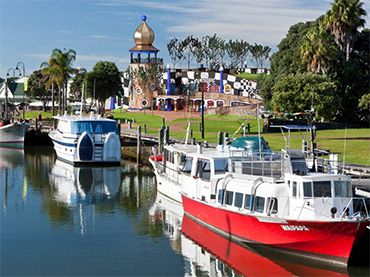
49,131 -> 121,164
0,122 -> 29,148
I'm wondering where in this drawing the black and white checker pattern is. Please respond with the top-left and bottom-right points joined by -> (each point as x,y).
123,69 -> 262,100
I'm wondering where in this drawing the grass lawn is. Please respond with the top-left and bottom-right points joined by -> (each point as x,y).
25,111 -> 53,120
237,73 -> 268,82
115,110 -> 369,166
25,109 -> 369,165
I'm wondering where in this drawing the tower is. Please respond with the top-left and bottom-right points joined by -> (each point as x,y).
129,15 -> 162,110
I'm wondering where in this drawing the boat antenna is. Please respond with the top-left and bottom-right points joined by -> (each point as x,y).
257,104 -> 262,157
4,78 -> 9,120
80,80 -> 84,117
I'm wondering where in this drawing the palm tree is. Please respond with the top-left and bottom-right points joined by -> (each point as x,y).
301,27 -> 338,74
323,0 -> 367,61
40,57 -> 63,115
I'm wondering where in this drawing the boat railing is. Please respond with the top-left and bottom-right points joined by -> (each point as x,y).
281,196 -> 369,221
230,150 -> 283,178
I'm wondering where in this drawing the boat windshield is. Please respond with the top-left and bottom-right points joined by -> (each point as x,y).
71,121 -> 117,134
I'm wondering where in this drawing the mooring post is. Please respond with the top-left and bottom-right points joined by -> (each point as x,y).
247,123 -> 250,134
143,124 -> 147,134
190,129 -> 193,144
217,131 -> 223,145
165,126 -> 170,144
128,121 -> 132,129
118,120 -> 121,135
159,126 -> 165,152
162,117 -> 165,127
137,126 -> 142,165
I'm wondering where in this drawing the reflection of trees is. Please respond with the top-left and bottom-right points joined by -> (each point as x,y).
119,164 -> 162,238
25,146 -> 71,225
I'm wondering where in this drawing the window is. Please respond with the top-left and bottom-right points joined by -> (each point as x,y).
255,197 -> 265,213
218,189 -> 225,204
214,159 -> 228,174
334,180 -> 350,197
267,197 -> 278,214
244,194 -> 252,210
303,182 -> 313,197
234,192 -> 243,208
196,159 -> 211,181
313,181 -> 332,197
181,157 -> 193,175
292,181 -> 297,197
71,121 -> 117,134
225,191 -> 234,205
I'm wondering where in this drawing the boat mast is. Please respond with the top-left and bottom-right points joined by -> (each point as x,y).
4,78 -> 9,120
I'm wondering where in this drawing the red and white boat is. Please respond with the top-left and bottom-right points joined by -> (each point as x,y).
179,145 -> 369,266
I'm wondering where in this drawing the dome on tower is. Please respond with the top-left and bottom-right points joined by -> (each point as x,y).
129,15 -> 159,53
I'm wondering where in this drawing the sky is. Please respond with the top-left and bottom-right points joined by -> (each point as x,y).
0,0 -> 369,77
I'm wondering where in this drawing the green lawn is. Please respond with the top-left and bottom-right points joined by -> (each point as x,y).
26,109 -> 369,165
115,110 -> 369,165
237,72 -> 268,82
25,111 -> 53,120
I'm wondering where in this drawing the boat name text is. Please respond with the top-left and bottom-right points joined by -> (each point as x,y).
281,225 -> 309,231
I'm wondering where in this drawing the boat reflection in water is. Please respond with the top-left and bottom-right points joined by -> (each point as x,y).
49,160 -> 121,235
149,192 -> 351,276
0,147 -> 25,213
49,160 -> 121,206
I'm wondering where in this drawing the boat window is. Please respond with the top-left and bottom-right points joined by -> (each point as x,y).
267,197 -> 278,214
303,182 -> 313,197
244,194 -> 252,210
225,191 -> 234,205
181,157 -> 193,175
71,121 -> 116,134
234,192 -> 243,208
164,149 -> 174,163
214,159 -> 228,174
196,159 -> 211,181
313,181 -> 332,197
255,196 -> 265,213
292,181 -> 297,197
179,154 -> 186,168
334,180 -> 351,197
218,189 -> 225,204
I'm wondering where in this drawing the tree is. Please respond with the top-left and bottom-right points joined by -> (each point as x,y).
180,35 -> 201,69
86,61 -> 122,114
323,0 -> 367,61
271,73 -> 338,121
226,39 -> 250,68
27,70 -> 50,111
70,68 -> 87,101
250,44 -> 271,69
167,38 -> 183,68
41,48 -> 76,114
300,26 -> 338,74
202,34 -> 225,69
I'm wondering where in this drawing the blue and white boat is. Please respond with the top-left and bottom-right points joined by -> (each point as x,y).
49,113 -> 121,164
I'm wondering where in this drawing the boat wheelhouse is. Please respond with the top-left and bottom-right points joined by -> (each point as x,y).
49,114 -> 121,164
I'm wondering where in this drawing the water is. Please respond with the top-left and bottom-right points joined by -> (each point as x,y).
0,147 -> 368,276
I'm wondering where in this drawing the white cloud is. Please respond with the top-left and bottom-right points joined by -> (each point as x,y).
88,35 -> 109,39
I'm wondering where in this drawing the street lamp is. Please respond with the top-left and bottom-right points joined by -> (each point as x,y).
16,62 -> 26,118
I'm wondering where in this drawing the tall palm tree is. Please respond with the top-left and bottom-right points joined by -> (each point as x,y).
40,57 -> 63,115
301,27 -> 338,74
323,0 -> 367,61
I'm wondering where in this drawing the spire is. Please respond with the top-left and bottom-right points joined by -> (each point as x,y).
130,15 -> 159,53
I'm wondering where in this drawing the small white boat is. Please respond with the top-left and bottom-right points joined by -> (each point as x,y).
0,120 -> 29,148
49,113 -> 121,164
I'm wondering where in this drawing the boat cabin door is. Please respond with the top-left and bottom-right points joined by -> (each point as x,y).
194,158 -> 212,202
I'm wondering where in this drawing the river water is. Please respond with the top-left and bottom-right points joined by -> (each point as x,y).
1,147 -> 368,276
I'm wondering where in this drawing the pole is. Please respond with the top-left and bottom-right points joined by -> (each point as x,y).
219,66 -> 224,93
201,90 -> 205,139
166,65 -> 171,111
137,126 -> 142,165
4,78 -> 8,120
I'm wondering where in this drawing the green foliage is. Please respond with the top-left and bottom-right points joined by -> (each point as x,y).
27,70 -> 50,111
250,43 -> 271,69
86,61 -> 122,114
271,73 -> 338,120
226,39 -> 250,68
167,38 -> 183,68
70,68 -> 87,101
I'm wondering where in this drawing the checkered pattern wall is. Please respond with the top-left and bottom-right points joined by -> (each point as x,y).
121,70 -> 262,100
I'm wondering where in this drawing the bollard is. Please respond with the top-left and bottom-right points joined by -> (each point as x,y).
165,126 -> 170,145
217,131 -> 223,145
137,126 -> 141,165
162,117 -> 165,127
128,121 -> 132,129
143,124 -> 147,134
118,120 -> 121,135
247,123 -> 250,134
